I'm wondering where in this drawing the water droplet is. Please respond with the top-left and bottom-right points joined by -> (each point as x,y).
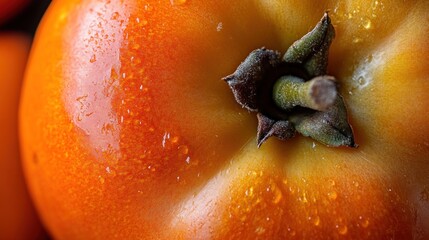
353,37 -> 363,44
162,132 -> 170,148
170,0 -> 186,6
300,192 -> 309,203
362,219 -> 370,228
111,12 -> 119,20
328,179 -> 336,187
338,225 -> 348,235
372,0 -> 380,10
271,183 -> 283,204
255,226 -> 266,235
363,18 -> 372,29
357,76 -> 367,86
90,54 -> 97,63
76,115 -> 83,122
132,43 -> 141,50
313,215 -> 321,226
248,170 -> 257,176
359,216 -> 370,228
178,145 -> 189,155
171,136 -> 179,143
216,22 -> 223,32
328,191 -> 337,200
245,187 -> 254,197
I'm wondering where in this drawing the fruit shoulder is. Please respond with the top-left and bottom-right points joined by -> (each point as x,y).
20,0 -> 429,239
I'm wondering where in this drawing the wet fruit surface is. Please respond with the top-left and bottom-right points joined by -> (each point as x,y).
20,0 -> 429,239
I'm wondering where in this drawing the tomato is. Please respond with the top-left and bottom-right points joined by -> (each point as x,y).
0,0 -> 29,24
0,33 -> 45,239
20,0 -> 429,239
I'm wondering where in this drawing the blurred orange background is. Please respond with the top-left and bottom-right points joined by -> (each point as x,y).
0,1 -> 51,239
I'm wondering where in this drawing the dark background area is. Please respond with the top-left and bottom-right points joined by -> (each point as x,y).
0,0 -> 51,36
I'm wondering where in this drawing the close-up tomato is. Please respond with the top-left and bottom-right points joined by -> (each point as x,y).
20,0 -> 428,239
0,33 -> 45,240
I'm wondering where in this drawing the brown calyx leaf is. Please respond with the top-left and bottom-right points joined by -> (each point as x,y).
223,48 -> 281,112
256,113 -> 295,148
289,96 -> 357,147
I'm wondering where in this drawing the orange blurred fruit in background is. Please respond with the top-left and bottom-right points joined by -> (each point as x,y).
0,33 -> 45,239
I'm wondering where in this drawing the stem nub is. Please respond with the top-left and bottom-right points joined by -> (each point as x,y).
273,75 -> 337,112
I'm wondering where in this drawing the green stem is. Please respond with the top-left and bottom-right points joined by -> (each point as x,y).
273,75 -> 337,111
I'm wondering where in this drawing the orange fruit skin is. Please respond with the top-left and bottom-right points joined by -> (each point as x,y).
0,33 -> 45,240
20,0 -> 429,239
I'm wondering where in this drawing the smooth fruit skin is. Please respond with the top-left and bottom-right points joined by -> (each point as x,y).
0,33 -> 44,240
20,0 -> 429,239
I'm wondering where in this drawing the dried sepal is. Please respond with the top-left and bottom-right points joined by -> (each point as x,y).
289,96 -> 357,147
223,48 -> 282,112
256,113 -> 295,148
283,13 -> 335,77
305,25 -> 335,76
283,14 -> 332,62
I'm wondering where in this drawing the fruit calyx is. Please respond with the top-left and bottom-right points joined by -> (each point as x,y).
223,13 -> 357,148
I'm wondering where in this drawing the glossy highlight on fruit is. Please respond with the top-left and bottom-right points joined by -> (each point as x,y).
20,0 -> 429,239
